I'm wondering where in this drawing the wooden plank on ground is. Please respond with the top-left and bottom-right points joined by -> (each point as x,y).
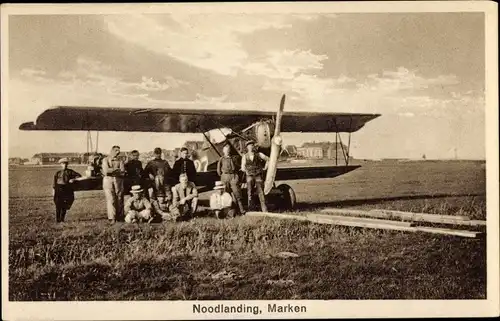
245,212 -> 308,221
308,216 -> 482,238
307,213 -> 414,227
320,208 -> 485,226
320,208 -> 376,217
371,209 -> 469,221
370,209 -> 486,226
413,226 -> 483,238
308,216 -> 414,231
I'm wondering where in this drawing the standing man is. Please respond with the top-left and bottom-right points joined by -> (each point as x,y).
172,173 -> 199,220
143,147 -> 173,200
124,150 -> 144,196
172,147 -> 197,184
241,141 -> 269,212
217,143 -> 245,215
102,145 -> 126,223
52,158 -> 82,223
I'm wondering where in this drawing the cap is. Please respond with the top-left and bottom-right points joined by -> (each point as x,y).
58,158 -> 69,164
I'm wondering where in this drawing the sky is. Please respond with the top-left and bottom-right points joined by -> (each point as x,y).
6,12 -> 486,160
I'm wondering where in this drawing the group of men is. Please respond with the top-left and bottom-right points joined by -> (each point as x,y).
52,140 -> 270,224
101,145 -> 200,224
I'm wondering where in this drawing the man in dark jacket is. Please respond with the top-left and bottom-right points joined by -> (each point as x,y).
124,150 -> 144,196
172,147 -> 197,184
52,158 -> 82,222
143,147 -> 173,199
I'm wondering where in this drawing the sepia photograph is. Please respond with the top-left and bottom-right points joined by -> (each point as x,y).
1,1 -> 498,320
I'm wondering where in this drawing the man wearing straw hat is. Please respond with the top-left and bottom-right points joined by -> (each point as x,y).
52,157 -> 82,223
209,181 -> 236,219
124,185 -> 153,223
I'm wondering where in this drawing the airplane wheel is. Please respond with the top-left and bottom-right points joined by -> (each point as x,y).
277,184 -> 296,211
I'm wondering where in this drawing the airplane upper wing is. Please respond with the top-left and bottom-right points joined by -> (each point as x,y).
19,106 -> 381,133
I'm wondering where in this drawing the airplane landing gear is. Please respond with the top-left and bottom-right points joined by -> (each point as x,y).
275,184 -> 296,211
241,183 -> 297,212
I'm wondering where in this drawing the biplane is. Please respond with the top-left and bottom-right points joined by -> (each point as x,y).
19,95 -> 380,211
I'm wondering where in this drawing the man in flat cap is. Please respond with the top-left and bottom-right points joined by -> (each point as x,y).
151,189 -> 180,222
172,147 -> 197,184
217,143 -> 245,215
52,158 -> 82,223
124,150 -> 144,197
143,147 -> 173,200
241,140 -> 269,212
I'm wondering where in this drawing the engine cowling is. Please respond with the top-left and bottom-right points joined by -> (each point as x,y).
253,121 -> 274,149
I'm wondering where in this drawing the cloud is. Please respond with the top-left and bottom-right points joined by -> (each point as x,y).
360,67 -> 459,92
104,14 -> 295,77
18,56 -> 196,103
19,68 -> 52,83
292,14 -> 333,21
242,48 -> 464,114
244,49 -> 328,79
257,60 -> 480,117
195,93 -> 228,103
133,76 -> 171,92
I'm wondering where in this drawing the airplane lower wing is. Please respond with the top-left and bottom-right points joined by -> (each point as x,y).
71,165 -> 360,193
275,165 -> 361,181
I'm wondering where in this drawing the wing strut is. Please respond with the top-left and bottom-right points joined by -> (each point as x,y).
206,116 -> 243,158
346,116 -> 353,166
202,131 -> 222,158
95,131 -> 99,153
332,119 -> 350,166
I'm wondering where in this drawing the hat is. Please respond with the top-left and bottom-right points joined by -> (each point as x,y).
213,181 -> 225,190
245,140 -> 255,147
58,158 -> 69,164
130,185 -> 144,193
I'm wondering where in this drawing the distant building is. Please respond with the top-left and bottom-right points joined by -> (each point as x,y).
30,153 -> 84,165
296,141 -> 351,161
9,157 -> 25,165
297,146 -> 323,159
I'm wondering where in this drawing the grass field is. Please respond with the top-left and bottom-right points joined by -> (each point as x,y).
8,160 -> 487,300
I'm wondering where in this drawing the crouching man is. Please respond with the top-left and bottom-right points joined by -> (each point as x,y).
210,181 -> 236,219
151,190 -> 180,222
124,185 -> 153,223
172,173 -> 198,220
